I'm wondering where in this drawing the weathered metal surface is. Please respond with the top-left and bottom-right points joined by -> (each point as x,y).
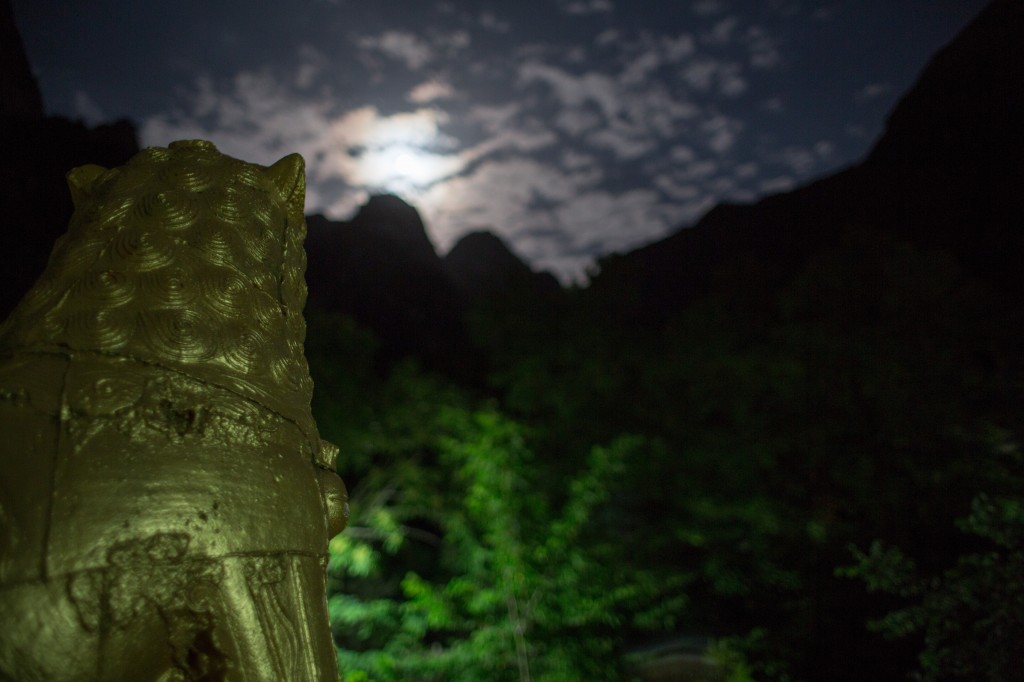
0,140 -> 346,681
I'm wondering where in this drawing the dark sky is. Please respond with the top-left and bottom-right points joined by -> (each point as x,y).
13,0 -> 990,281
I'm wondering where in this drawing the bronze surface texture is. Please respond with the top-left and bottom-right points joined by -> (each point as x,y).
0,140 -> 347,681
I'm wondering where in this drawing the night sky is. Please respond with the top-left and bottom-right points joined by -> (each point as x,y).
13,0 -> 990,281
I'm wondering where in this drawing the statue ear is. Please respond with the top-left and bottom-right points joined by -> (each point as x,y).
265,153 -> 306,220
66,164 -> 109,207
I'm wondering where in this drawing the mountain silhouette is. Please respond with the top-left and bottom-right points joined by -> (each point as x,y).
304,196 -> 470,370
444,230 -> 561,302
589,0 -> 1023,323
1,0 -> 43,119
0,0 -> 140,320
4,0 -> 1020,372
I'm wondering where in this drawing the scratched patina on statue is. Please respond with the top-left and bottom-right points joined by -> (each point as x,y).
0,140 -> 347,681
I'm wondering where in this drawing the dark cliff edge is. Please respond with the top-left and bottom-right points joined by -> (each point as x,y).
588,0 -> 1024,323
1,0 -> 140,319
304,196 -> 470,371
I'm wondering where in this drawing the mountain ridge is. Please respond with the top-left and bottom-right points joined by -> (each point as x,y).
587,0 -> 1023,322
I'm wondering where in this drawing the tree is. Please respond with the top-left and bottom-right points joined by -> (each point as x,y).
839,430 -> 1024,681
328,406 -> 685,681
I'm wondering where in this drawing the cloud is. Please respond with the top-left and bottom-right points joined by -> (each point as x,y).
701,113 -> 743,154
358,31 -> 434,70
517,57 -> 702,159
854,82 -> 891,102
670,145 -> 696,163
682,58 -> 747,96
408,79 -> 456,103
519,63 -> 621,119
560,149 -> 600,172
413,155 -> 692,283
661,34 -> 697,61
73,90 -> 107,126
479,12 -> 511,32
717,63 -> 747,96
142,70 -> 469,219
555,109 -> 603,136
776,146 -> 817,174
703,16 -> 740,46
680,159 -> 720,180
586,127 -> 655,159
464,102 -> 521,133
136,10 -> 792,283
595,29 -> 620,46
691,0 -> 729,16
631,155 -> 722,216
621,49 -> 662,85
733,162 -> 758,178
562,0 -> 614,15
418,157 -> 583,245
294,45 -> 328,89
845,123 -> 870,139
555,188 -> 665,254
656,179 -> 701,202
767,142 -> 833,177
745,26 -> 782,69
814,140 -> 834,158
812,6 -> 838,21
682,60 -> 717,89
464,103 -> 559,153
759,175 -> 796,194
143,72 -> 344,208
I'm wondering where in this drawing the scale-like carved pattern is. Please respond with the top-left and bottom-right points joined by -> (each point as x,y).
0,141 -> 346,681
0,139 -> 322,458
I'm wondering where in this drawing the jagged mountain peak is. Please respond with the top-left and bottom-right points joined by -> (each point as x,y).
1,0 -> 44,119
350,193 -> 440,266
444,230 -> 562,300
445,230 -> 533,279
868,0 -> 1024,172
589,0 -> 1024,319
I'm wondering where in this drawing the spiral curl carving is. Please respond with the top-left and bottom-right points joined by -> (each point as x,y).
0,139 -> 319,450
139,308 -> 217,363
109,227 -> 177,273
69,269 -> 136,308
158,164 -> 214,193
136,190 -> 201,232
198,269 -> 252,321
0,139 -> 342,682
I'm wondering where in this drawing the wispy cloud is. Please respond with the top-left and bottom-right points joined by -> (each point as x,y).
408,79 -> 457,103
356,29 -> 470,72
854,82 -> 892,102
357,31 -> 435,70
73,90 -> 107,126
142,71 -> 465,218
702,114 -> 744,154
691,0 -> 730,17
682,57 -> 747,95
561,0 -> 614,15
479,12 -> 511,32
759,175 -> 796,194
138,6 -> 806,283
703,16 -> 740,46
294,45 -> 329,89
745,26 -> 783,68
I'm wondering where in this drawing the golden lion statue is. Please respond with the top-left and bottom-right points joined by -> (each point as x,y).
0,140 -> 346,681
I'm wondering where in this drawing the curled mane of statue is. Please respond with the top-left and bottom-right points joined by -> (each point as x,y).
0,140 -> 347,681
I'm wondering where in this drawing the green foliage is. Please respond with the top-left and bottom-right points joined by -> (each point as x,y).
310,223 -> 1024,681
840,435 -> 1024,681
328,399 -> 683,681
